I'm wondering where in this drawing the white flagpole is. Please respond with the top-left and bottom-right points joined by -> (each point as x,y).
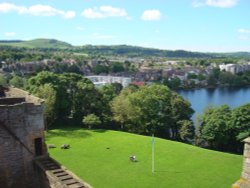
152,134 -> 154,173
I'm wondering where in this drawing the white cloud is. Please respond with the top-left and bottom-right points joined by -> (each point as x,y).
206,0 -> 238,8
0,2 -> 26,13
238,28 -> 250,34
81,6 -> 128,19
0,3 -> 75,19
193,0 -> 239,8
63,11 -> 75,19
4,32 -> 16,37
141,10 -> 161,21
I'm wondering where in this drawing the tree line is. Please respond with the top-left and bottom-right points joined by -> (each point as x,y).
24,71 -> 195,143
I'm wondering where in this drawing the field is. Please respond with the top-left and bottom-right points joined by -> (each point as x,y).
46,127 -> 242,188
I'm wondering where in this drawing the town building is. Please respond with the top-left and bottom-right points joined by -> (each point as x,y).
219,63 -> 250,74
85,75 -> 132,87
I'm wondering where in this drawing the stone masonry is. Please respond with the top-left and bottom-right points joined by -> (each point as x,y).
0,87 -> 47,188
0,87 -> 91,188
232,138 -> 250,188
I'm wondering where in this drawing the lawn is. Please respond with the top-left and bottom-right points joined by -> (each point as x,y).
46,127 -> 242,188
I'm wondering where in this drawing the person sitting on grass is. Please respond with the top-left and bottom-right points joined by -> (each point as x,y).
130,155 -> 136,162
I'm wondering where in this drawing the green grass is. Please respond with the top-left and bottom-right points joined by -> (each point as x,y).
46,127 -> 242,188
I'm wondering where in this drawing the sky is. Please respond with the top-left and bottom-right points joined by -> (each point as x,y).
0,0 -> 250,52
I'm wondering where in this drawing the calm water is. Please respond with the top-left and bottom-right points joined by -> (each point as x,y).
178,87 -> 250,124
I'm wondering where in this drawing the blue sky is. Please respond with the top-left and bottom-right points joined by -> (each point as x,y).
0,0 -> 250,52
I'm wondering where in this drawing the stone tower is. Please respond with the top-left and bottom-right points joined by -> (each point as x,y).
0,87 -> 47,188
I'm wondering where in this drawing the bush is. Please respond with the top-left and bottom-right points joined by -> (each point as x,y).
82,114 -> 101,129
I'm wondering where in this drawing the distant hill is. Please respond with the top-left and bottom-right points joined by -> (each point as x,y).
77,45 -> 213,58
1,38 -> 250,58
212,52 -> 250,58
0,39 -> 72,49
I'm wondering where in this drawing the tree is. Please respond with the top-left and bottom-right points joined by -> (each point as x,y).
230,104 -> 250,141
111,88 -> 135,130
9,74 -> 26,88
26,71 -> 106,126
187,73 -> 197,80
0,74 -> 7,86
197,74 -> 206,81
82,114 -> 101,129
35,84 -> 56,129
72,76 -> 103,121
199,105 -> 232,151
178,120 -> 195,143
170,93 -> 194,139
98,83 -> 123,127
163,77 -> 181,90
92,64 -> 109,74
111,84 -> 194,139
26,71 -> 71,120
110,62 -> 125,73
67,64 -> 81,74
207,68 -> 220,87
219,72 -> 235,86
128,84 -> 173,135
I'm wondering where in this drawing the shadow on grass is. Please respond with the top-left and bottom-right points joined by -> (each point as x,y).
46,127 -> 92,139
92,129 -> 107,133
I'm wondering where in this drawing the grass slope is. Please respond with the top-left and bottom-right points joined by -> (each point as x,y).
0,39 -> 72,49
46,127 -> 242,188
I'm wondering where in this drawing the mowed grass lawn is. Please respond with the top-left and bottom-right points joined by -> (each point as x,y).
46,127 -> 242,188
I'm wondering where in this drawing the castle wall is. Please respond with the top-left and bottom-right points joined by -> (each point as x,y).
0,87 -> 90,188
0,90 -> 47,188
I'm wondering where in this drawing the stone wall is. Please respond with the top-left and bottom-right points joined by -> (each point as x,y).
0,87 -> 90,188
0,88 -> 47,188
34,156 -> 91,188
242,138 -> 250,181
232,138 -> 250,188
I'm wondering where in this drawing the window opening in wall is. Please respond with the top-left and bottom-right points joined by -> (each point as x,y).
34,138 -> 43,156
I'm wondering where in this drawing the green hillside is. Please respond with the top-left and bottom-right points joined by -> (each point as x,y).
77,45 -> 213,58
46,127 -> 242,188
1,38 -> 250,58
0,39 -> 72,49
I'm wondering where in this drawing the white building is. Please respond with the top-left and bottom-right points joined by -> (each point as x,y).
219,63 -> 250,74
86,76 -> 132,87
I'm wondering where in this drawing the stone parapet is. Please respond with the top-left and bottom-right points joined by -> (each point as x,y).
34,156 -> 91,188
232,138 -> 250,188
3,87 -> 44,105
